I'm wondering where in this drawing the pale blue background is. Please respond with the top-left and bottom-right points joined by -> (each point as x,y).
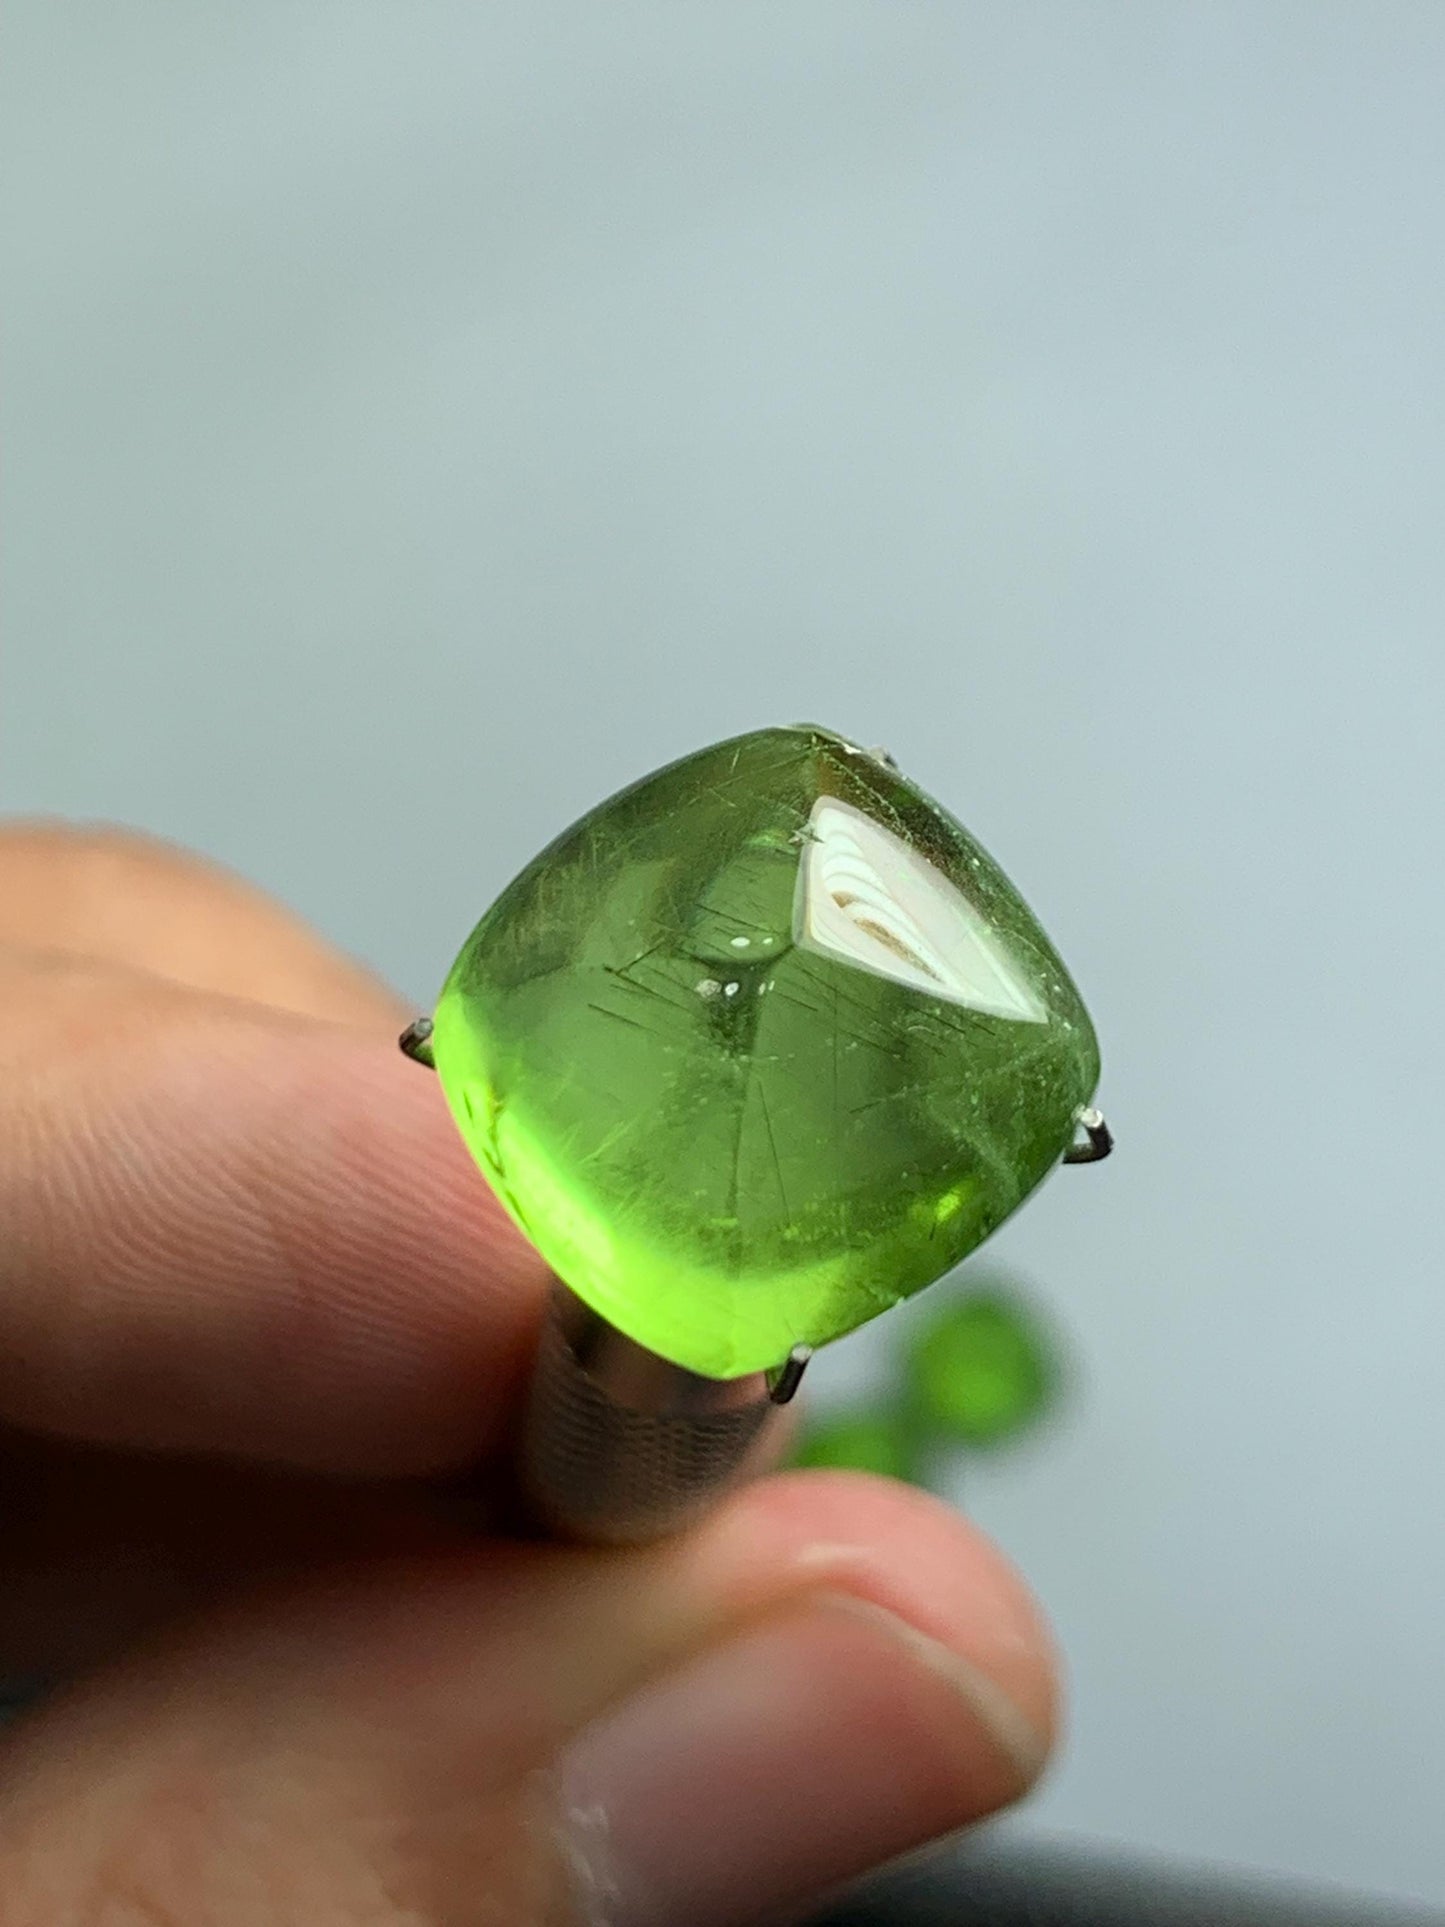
6,4 -> 1445,1909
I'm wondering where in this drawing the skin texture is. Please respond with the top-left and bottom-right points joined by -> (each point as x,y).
0,821 -> 1060,1927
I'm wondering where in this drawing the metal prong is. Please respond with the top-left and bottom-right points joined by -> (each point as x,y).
767,1344 -> 812,1406
806,729 -> 900,772
1064,1106 -> 1113,1165
399,1016 -> 436,1069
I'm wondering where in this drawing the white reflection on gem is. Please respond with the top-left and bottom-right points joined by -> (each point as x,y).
794,797 -> 1048,1023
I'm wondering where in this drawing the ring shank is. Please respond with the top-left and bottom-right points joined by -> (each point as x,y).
518,1281 -> 788,1544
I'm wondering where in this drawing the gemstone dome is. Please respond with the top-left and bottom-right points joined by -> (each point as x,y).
430,725 -> 1100,1377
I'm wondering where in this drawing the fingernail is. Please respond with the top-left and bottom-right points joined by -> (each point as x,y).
553,1594 -> 1046,1927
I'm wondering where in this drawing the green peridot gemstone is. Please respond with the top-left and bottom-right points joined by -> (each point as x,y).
906,1291 -> 1056,1446
430,724 -> 1100,1377
792,1408 -> 922,1484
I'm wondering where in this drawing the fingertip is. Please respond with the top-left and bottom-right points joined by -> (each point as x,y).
557,1595 -> 1041,1927
696,1467 -> 1059,1757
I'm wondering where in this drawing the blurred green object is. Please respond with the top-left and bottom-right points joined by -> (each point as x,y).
790,1280 -> 1062,1485
906,1291 -> 1055,1446
792,1407 -> 921,1482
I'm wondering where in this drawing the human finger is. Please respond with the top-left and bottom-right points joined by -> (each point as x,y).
0,1472 -> 1057,1927
0,1429 -> 484,1680
0,820 -> 404,1025
0,946 -> 546,1474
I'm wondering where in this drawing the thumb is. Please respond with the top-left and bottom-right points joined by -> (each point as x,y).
0,1474 -> 1055,1927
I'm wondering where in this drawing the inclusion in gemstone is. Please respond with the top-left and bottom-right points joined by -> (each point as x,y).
429,724 -> 1100,1378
